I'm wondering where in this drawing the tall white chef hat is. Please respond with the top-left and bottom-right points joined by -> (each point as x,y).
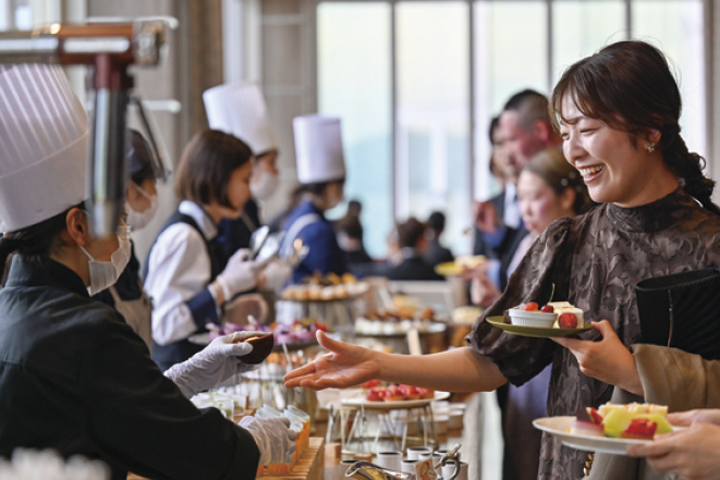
0,64 -> 89,233
293,114 -> 346,184
203,82 -> 277,156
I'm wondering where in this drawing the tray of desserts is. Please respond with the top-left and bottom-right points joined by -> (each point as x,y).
487,301 -> 592,338
280,272 -> 369,303
355,307 -> 447,337
188,319 -> 330,351
342,383 -> 450,409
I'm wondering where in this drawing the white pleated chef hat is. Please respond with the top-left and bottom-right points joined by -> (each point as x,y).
293,114 -> 346,184
203,82 -> 277,156
0,64 -> 89,233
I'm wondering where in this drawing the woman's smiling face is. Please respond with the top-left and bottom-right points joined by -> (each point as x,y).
559,97 -> 654,207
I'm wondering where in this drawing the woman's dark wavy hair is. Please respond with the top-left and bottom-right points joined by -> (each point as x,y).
0,203 -> 83,284
550,40 -> 720,215
175,129 -> 253,208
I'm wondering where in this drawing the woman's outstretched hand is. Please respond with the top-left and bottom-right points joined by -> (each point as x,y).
283,331 -> 380,391
551,320 -> 642,396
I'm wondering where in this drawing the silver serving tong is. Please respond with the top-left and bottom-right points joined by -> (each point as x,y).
287,238 -> 310,268
436,444 -> 462,480
345,461 -> 415,480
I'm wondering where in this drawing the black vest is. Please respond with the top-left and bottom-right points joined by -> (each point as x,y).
144,210 -> 225,371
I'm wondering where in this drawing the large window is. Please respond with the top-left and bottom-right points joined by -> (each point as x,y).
0,0 -> 61,30
318,2 -> 393,258
318,0 -> 706,258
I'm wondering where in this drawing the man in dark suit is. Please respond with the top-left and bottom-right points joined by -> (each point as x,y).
473,90 -> 561,291
424,211 -> 454,268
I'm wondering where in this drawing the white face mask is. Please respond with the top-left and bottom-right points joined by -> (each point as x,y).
250,168 -> 279,200
126,182 -> 159,230
80,225 -> 132,296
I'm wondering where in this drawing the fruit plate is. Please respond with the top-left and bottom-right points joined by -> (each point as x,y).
486,316 -> 592,338
342,390 -> 451,409
533,416 -> 683,455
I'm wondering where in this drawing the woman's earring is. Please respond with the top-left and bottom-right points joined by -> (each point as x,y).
647,142 -> 656,153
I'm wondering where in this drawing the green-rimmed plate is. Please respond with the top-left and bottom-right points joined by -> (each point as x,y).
486,316 -> 593,338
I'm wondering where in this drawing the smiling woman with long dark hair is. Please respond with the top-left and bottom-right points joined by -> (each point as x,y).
284,40 -> 720,480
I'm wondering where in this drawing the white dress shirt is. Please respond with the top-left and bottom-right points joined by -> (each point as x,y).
503,181 -> 522,230
144,201 -> 218,346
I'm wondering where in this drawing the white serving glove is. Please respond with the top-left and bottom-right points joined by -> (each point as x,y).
164,331 -> 267,398
215,249 -> 261,302
239,416 -> 297,465
260,259 -> 293,293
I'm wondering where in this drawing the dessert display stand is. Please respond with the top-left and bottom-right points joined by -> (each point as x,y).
321,391 -> 451,456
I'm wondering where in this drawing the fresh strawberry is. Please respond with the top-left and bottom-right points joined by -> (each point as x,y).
589,407 -> 604,425
558,312 -> 578,329
416,387 -> 434,399
362,379 -> 381,389
621,418 -> 657,439
523,302 -> 539,311
541,305 -> 554,313
385,385 -> 402,396
365,388 -> 385,402
398,384 -> 418,396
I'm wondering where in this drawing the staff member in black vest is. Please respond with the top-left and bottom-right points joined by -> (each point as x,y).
144,130 -> 274,370
0,64 -> 296,480
203,82 -> 280,262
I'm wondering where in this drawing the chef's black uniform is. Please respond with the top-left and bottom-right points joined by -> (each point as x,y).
0,255 -> 260,480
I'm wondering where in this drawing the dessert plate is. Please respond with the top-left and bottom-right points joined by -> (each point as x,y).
533,416 -> 682,455
486,316 -> 592,338
342,391 -> 450,409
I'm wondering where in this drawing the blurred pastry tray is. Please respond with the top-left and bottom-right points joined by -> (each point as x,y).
354,321 -> 447,338
280,283 -> 369,303
188,333 -> 318,351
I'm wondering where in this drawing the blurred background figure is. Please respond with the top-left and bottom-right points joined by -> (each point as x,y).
268,185 -> 304,234
94,129 -> 160,351
386,217 -> 443,281
203,82 -> 280,263
335,204 -> 373,267
424,211 -> 454,268
473,91 -> 561,290
281,115 -> 348,283
345,199 -> 362,219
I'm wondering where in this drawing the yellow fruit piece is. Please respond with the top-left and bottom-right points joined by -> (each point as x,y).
602,409 -> 672,438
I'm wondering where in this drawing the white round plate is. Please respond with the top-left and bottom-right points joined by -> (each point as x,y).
342,390 -> 450,409
533,416 -> 681,455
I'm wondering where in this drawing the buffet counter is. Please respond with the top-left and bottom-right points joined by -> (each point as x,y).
127,438 -> 325,480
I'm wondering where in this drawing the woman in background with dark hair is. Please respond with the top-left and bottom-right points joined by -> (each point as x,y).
145,130 -> 272,370
386,217 -> 443,281
284,40 -> 720,480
